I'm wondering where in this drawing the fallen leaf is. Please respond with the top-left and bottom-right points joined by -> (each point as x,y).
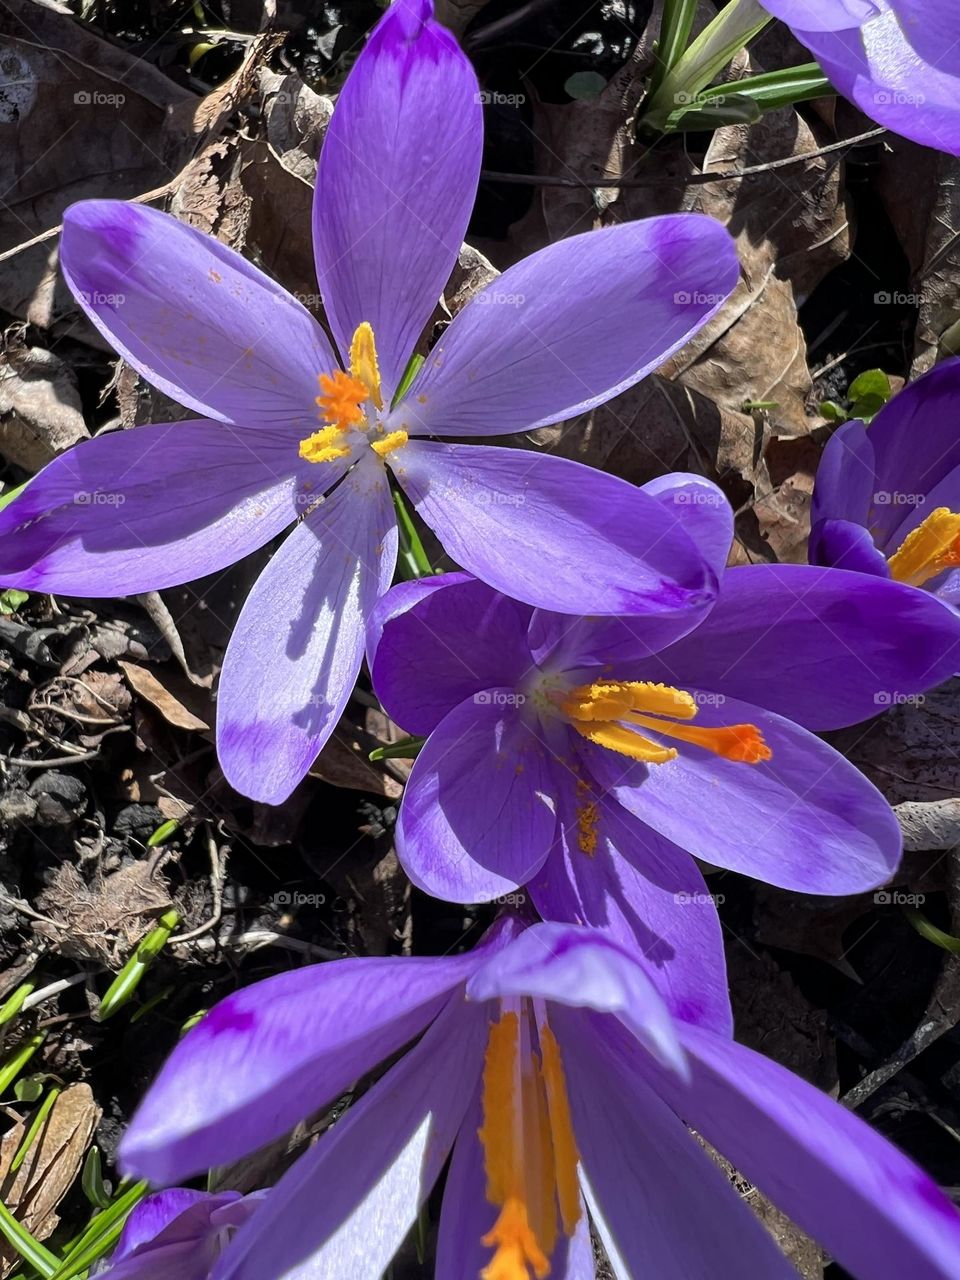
0,1083 -> 100,1275
118,661 -> 210,732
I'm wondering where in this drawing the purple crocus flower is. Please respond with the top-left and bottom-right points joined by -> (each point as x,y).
0,0 -> 738,806
368,472 -> 960,911
761,1 -> 960,154
94,1188 -> 264,1280
811,358 -> 960,609
118,917 -> 960,1279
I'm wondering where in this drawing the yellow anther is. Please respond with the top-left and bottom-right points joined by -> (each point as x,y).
349,321 -> 384,411
887,507 -> 960,587
299,426 -> 351,464
563,680 -> 770,765
539,1026 -> 580,1237
479,1009 -> 582,1280
562,680 -> 696,723
371,429 -> 409,459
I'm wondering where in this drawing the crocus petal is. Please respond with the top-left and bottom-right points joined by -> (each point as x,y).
787,8 -> 960,155
810,419 -> 876,528
213,995 -> 489,1280
395,694 -> 557,901
868,361 -> 960,533
119,931 -> 499,1186
652,1023 -> 960,1280
467,922 -> 686,1076
60,202 -> 334,429
394,441 -> 718,616
809,517 -> 891,576
217,453 -> 397,805
587,690 -> 902,894
369,572 -> 535,734
553,1011 -> 796,1279
436,1088 -> 596,1280
527,473 -> 734,673
0,422 -> 300,596
761,0 -> 881,31
313,0 -> 482,400
394,214 -> 739,436
640,563 -> 960,730
529,786 -> 732,1036
111,1191 -> 228,1261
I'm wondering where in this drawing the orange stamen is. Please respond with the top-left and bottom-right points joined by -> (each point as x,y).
563,679 -> 770,765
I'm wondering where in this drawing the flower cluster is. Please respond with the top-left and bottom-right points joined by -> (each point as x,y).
8,1 -> 960,1278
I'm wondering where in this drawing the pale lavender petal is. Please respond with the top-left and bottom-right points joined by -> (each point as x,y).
61,202 -> 334,429
394,441 -> 718,615
467,922 -> 686,1076
0,422 -> 301,596
640,564 -> 960,730
761,0 -> 880,30
391,214 -> 739,436
121,941 -> 490,1185
217,453 -> 397,805
313,0 -> 482,400
655,1023 -> 960,1280
111,1191 -> 229,1261
395,694 -> 557,901
213,995 -> 489,1280
369,572 -> 535,734
529,785 -> 732,1035
786,7 -> 960,155
587,690 -> 902,894
554,1012 -> 797,1279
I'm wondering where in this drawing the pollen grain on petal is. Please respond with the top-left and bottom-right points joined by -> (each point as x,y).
888,507 -> 960,587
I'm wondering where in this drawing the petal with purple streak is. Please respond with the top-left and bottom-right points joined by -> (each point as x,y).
395,692 -> 558,901
217,453 -> 397,805
529,786 -> 732,1036
553,1010 -> 797,1278
467,922 -> 686,1076
369,572 -> 535,735
393,214 -> 739,437
313,0 -> 482,401
586,689 -> 903,894
120,934 -> 496,1185
60,202 -> 334,429
0,421 -> 301,596
393,440 -> 718,616
647,1022 -> 960,1280
639,564 -> 960,729
212,994 -> 489,1280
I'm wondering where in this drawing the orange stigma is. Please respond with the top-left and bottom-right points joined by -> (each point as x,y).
887,507 -> 960,588
479,1008 -> 581,1280
561,680 -> 771,766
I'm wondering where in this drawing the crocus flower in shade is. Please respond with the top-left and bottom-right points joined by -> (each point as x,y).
760,1 -> 960,154
0,0 -> 738,807
94,1188 -> 264,1279
368,474 -> 960,911
118,917 -> 960,1280
811,358 -> 960,608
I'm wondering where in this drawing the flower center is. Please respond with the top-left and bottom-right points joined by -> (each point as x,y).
298,322 -> 408,464
560,680 -> 771,766
479,1007 -> 581,1280
887,507 -> 960,588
